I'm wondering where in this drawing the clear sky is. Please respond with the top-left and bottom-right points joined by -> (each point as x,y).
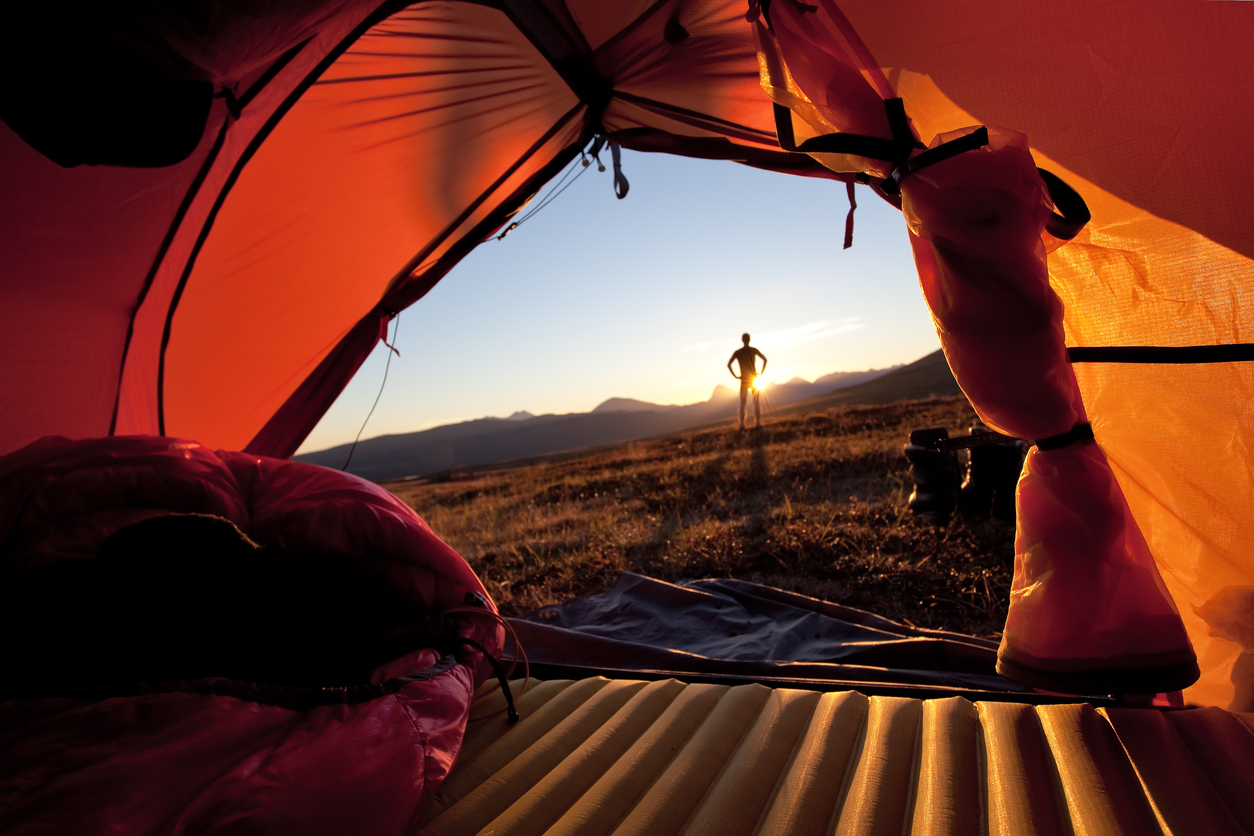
296,148 -> 940,455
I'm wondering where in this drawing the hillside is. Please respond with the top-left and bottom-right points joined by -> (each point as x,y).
782,349 -> 960,414
298,352 -> 953,481
384,395 -> 1014,637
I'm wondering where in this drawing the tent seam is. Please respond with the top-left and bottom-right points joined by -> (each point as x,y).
108,115 -> 230,436
153,0 -> 413,435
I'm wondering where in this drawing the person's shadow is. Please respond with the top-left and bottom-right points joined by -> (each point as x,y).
746,428 -> 777,567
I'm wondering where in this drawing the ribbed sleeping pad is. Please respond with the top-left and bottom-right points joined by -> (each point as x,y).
416,677 -> 1254,836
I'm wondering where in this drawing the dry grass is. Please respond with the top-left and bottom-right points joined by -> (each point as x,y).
385,397 -> 1014,637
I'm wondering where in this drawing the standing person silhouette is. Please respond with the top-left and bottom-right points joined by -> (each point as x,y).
727,333 -> 767,430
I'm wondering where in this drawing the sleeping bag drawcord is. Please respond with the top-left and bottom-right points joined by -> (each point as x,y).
450,637 -> 520,724
443,605 -> 529,723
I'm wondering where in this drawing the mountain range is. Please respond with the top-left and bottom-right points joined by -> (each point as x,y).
296,350 -> 959,482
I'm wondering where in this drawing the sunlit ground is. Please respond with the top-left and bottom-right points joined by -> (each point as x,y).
388,396 -> 1014,636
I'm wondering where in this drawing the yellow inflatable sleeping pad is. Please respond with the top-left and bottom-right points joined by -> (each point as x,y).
415,677 -> 1254,836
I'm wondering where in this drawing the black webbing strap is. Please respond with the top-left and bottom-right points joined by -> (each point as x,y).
880,127 -> 990,195
773,88 -> 1093,244
933,430 -> 1020,452
451,637 -> 520,724
1068,344 -> 1254,364
609,141 -> 629,199
748,0 -> 818,31
883,98 -> 916,149
1035,422 -> 1094,451
843,179 -> 856,249
774,95 -> 1091,241
1038,168 -> 1091,241
931,424 -> 1095,452
771,95 -> 924,162
773,102 -> 913,162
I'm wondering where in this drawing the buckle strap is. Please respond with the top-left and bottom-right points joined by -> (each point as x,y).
880,127 -> 990,195
1035,422 -> 1095,451
773,101 -> 917,162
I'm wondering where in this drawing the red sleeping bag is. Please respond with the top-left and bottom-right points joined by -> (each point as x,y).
0,435 -> 502,835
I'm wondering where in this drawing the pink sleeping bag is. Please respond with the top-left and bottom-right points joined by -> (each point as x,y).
0,435 -> 502,835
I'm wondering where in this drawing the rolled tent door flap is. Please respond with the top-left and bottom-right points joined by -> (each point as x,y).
898,130 -> 1197,693
758,0 -> 1197,694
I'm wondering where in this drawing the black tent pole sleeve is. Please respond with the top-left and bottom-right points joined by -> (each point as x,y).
1068,345 -> 1254,363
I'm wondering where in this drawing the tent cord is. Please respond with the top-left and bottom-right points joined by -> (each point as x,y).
497,140 -> 606,239
342,313 -> 400,471
517,161 -> 588,224
499,157 -> 591,239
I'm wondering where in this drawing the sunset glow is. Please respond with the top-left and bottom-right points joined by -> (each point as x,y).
298,150 -> 940,454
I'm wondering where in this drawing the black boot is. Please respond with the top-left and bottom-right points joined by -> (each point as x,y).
905,428 -> 962,525
958,423 -> 1026,522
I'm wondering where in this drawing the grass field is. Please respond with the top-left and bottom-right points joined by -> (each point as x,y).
384,396 -> 1015,638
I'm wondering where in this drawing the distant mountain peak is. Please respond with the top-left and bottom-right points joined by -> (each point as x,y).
592,397 -> 668,414
504,410 -> 534,421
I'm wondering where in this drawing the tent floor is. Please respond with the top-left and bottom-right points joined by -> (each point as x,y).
416,677 -> 1254,836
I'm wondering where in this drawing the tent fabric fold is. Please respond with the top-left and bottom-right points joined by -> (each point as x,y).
897,128 -> 1197,693
513,573 -> 1029,693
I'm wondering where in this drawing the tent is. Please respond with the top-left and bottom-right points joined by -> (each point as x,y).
2,0 -> 1252,757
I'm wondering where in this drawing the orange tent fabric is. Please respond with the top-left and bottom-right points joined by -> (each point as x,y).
2,0 -> 1253,706
755,0 -> 1201,693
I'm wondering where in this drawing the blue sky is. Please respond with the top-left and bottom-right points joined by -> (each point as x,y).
297,148 -> 940,454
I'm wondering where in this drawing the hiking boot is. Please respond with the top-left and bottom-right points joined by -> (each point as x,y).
957,422 -> 1026,522
905,428 -> 961,525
